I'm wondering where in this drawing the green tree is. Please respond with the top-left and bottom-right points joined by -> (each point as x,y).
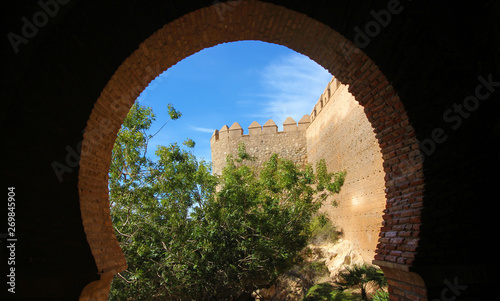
108,102 -> 346,300
109,102 -> 214,300
336,264 -> 387,301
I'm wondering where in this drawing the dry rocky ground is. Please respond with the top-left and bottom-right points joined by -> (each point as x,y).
251,239 -> 369,300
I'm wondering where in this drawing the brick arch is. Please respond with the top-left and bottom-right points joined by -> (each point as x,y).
78,1 -> 425,299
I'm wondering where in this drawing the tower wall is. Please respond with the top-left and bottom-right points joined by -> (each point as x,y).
306,78 -> 385,261
210,118 -> 309,176
210,76 -> 386,262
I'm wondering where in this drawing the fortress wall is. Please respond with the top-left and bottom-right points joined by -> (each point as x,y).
210,77 -> 386,262
210,118 -> 309,176
306,79 -> 386,261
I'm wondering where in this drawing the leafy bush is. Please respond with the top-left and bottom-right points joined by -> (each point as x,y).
337,264 -> 387,301
108,103 -> 347,300
304,283 -> 356,301
371,289 -> 389,301
309,214 -> 342,245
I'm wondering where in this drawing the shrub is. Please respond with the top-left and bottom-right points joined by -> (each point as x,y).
337,264 -> 387,301
304,283 -> 356,301
309,214 -> 342,245
371,289 -> 389,301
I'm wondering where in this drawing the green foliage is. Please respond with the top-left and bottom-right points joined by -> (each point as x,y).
293,260 -> 330,290
309,214 -> 342,245
167,103 -> 182,120
315,159 -> 346,207
108,103 -> 346,300
337,264 -> 387,301
371,289 -> 389,301
235,142 -> 254,162
303,261 -> 329,278
183,138 -> 195,149
304,283 -> 356,301
109,102 -> 216,300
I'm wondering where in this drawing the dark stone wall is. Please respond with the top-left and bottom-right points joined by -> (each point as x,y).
1,0 -> 498,299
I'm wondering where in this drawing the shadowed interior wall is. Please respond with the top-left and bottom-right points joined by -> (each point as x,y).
1,1 -> 498,300
76,3 -> 425,298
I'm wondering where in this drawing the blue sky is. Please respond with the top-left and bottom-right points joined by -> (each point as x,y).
136,41 -> 332,162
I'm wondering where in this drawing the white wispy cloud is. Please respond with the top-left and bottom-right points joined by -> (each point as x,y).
251,53 -> 332,127
191,126 -> 216,133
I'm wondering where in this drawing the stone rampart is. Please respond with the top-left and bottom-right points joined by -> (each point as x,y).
210,76 -> 386,262
210,116 -> 310,175
306,78 -> 385,261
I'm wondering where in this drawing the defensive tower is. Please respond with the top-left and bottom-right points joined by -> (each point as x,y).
210,76 -> 386,262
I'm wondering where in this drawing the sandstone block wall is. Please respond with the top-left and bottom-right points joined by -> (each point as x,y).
306,78 -> 386,261
211,76 -> 386,262
210,117 -> 310,175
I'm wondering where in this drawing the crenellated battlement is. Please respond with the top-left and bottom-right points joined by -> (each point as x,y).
210,115 -> 311,144
210,76 -> 343,148
309,77 -> 342,123
210,116 -> 310,176
209,76 -> 346,176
